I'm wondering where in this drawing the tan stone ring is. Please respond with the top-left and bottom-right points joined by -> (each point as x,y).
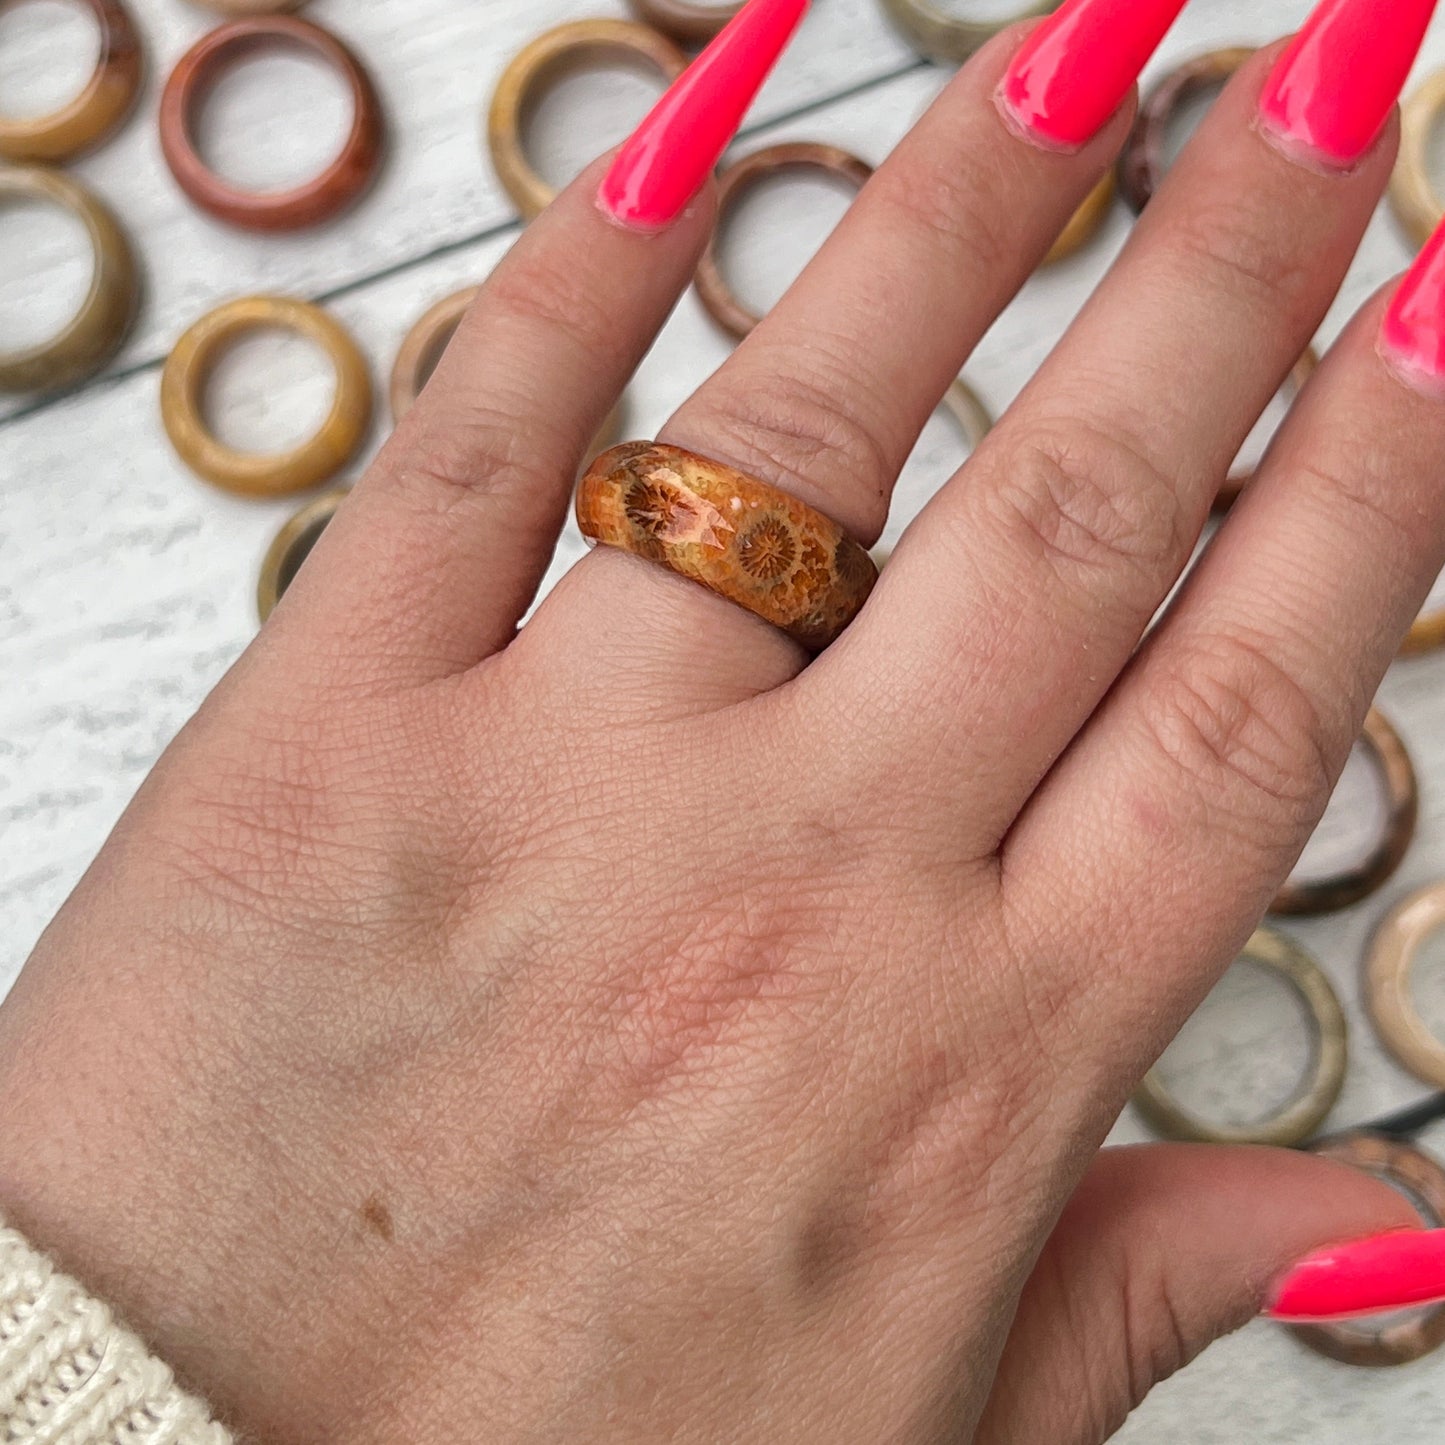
0,0 -> 143,163
0,167 -> 138,393
878,0 -> 1056,66
1132,928 -> 1347,1148
1291,1134 -> 1445,1367
1365,881 -> 1445,1091
161,295 -> 372,498
487,20 -> 688,222
578,443 -> 877,651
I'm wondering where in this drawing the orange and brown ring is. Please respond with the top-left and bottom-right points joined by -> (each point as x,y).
257,488 -> 349,622
159,15 -> 384,232
1118,47 -> 1256,213
0,167 -> 139,394
1290,1134 -> 1445,1367
487,20 -> 688,222
625,0 -> 744,46
577,442 -> 877,651
0,0 -> 143,163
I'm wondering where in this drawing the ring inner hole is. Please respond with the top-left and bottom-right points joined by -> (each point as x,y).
1162,78 -> 1229,169
1290,741 -> 1386,884
0,195 -> 93,350
190,41 -> 353,192
716,167 -> 858,321
1408,929 -> 1445,1045
928,0 -> 1048,18
203,325 -> 336,454
1425,104 -> 1445,202
0,0 -> 98,121
522,50 -> 671,194
1151,955 -> 1317,1129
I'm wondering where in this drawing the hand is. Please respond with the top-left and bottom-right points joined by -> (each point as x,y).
1,5 -> 1439,1442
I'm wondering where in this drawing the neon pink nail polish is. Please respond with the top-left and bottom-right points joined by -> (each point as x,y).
1381,222 -> 1445,394
997,0 -> 1191,151
1259,0 -> 1439,168
598,0 -> 809,232
1266,1228 -> 1445,1321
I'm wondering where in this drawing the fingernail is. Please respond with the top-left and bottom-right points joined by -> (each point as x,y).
1258,0 -> 1438,169
997,0 -> 1191,152
1381,222 -> 1445,396
1266,1228 -> 1445,1321
597,0 -> 809,232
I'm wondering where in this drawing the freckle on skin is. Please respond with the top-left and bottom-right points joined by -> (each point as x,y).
361,1195 -> 394,1242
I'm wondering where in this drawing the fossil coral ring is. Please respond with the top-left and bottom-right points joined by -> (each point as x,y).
577,442 -> 878,651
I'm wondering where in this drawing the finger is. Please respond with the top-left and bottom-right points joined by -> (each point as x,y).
827,35 -> 1403,847
1003,282 -> 1445,1064
529,20 -> 1134,694
975,1144 -> 1417,1445
257,162 -> 714,683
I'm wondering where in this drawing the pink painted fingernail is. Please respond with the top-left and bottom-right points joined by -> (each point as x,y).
998,0 -> 1191,152
1259,0 -> 1438,169
1266,1228 -> 1445,1321
598,0 -> 809,232
1381,221 -> 1445,395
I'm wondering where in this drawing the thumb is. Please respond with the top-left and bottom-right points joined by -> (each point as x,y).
974,1142 -> 1419,1445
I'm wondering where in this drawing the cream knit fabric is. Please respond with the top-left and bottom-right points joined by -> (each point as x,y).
0,1221 -> 229,1445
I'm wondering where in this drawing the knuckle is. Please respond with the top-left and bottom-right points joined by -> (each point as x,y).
1142,633 -> 1342,821
485,250 -> 619,358
871,163 -> 1011,281
687,364 -> 895,536
1165,200 -> 1312,316
383,415 -> 537,516
982,420 -> 1188,582
1292,455 -> 1419,555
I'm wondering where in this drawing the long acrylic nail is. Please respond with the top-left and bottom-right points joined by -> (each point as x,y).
1381,221 -> 1445,396
997,0 -> 1191,152
1259,0 -> 1439,169
598,0 -> 809,232
1266,1228 -> 1445,1321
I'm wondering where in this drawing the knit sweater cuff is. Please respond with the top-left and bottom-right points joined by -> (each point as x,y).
0,1218 -> 230,1444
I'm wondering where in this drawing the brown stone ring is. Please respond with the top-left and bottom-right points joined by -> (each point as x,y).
695,142 -> 875,340
1365,881 -> 1445,1090
161,295 -> 373,498
0,167 -> 139,394
1269,708 -> 1416,917
1118,47 -> 1255,213
1389,69 -> 1445,250
1132,928 -> 1348,1148
257,488 -> 348,622
625,0 -> 744,46
0,0 -> 143,163
577,442 -> 877,651
184,0 -> 303,13
487,19 -> 688,222
159,16 -> 384,232
877,0 -> 1057,66
1291,1134 -> 1445,1367
1211,348 -> 1319,515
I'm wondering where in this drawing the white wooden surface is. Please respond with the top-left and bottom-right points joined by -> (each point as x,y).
3,0 -> 1445,1437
